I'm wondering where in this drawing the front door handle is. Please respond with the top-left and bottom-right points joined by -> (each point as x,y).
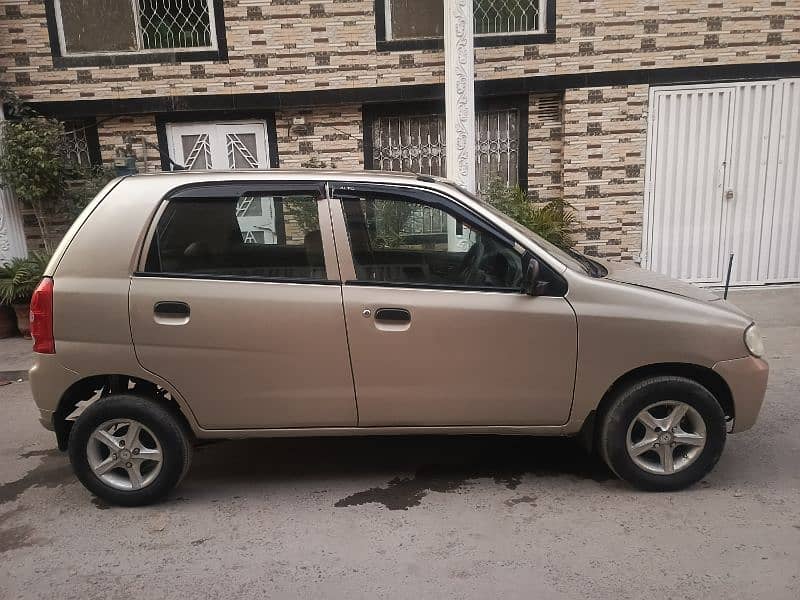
154,301 -> 190,317
374,308 -> 411,322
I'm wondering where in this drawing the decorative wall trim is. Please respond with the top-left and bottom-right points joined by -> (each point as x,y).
444,0 -> 477,192
43,0 -> 228,68
0,107 -> 29,262
26,61 -> 800,120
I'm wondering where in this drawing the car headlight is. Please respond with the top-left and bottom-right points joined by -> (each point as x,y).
744,324 -> 765,358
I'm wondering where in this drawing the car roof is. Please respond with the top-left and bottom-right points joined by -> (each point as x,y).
127,169 -> 448,187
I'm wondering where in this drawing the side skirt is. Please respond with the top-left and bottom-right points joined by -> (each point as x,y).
193,425 -> 571,440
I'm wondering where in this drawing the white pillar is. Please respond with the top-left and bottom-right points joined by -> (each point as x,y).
444,0 -> 476,250
444,0 -> 476,192
0,106 -> 28,263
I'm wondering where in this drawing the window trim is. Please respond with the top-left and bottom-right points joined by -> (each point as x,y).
362,96 -> 529,193
330,182 -> 537,294
135,181 -> 337,284
374,0 -> 556,52
44,0 -> 228,67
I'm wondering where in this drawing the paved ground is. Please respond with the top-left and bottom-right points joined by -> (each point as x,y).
0,287 -> 798,599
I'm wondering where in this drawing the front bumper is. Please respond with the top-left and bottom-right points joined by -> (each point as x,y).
713,355 -> 769,433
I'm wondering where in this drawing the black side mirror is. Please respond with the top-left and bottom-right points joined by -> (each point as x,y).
522,257 -> 541,296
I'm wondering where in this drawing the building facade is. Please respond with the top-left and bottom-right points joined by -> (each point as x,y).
1,0 -> 798,284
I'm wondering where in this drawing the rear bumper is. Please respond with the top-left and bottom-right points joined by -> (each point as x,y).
29,353 -> 79,431
713,355 -> 769,433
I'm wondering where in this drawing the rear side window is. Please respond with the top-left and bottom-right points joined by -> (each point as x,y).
143,191 -> 327,280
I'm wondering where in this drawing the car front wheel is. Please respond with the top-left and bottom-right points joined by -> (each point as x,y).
68,394 -> 192,506
599,376 -> 727,491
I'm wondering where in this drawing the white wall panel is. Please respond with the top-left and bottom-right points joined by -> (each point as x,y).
644,78 -> 800,286
644,87 -> 732,283
725,82 -> 776,284
762,79 -> 800,283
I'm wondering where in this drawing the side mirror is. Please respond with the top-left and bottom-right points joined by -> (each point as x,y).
522,257 -> 541,296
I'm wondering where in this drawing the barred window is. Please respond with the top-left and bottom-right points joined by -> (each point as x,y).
383,0 -> 546,41
53,0 -> 216,55
370,109 -> 520,196
60,120 -> 100,168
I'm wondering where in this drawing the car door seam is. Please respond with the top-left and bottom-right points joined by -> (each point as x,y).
326,183 -> 360,426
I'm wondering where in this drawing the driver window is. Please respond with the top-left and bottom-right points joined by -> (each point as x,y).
340,193 -> 524,290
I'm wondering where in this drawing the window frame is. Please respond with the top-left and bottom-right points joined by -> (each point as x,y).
331,182 -> 558,294
135,181 -> 339,285
44,0 -> 228,67
362,97 -> 529,193
374,0 -> 556,52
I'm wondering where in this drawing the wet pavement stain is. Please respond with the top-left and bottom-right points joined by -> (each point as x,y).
0,448 -> 72,505
334,438 -> 612,510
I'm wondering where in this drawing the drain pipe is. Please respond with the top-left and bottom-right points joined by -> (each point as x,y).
723,253 -> 735,300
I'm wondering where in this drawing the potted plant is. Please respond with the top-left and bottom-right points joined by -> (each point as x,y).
0,252 -> 50,337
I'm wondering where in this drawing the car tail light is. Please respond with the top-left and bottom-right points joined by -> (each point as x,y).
30,277 -> 55,354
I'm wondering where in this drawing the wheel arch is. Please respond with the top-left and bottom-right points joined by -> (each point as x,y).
579,362 -> 734,452
53,373 -> 196,451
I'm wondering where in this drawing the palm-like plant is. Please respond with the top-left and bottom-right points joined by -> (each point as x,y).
485,179 -> 575,249
0,252 -> 50,305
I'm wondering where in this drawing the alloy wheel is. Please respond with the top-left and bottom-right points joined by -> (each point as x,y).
86,419 -> 163,491
625,401 -> 707,475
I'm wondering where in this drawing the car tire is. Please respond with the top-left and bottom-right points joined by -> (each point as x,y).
599,376 -> 726,492
68,394 -> 192,506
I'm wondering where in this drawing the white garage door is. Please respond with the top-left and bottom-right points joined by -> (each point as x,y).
643,79 -> 800,286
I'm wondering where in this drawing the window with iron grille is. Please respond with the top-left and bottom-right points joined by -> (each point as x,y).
60,120 -> 101,167
379,0 -> 552,45
49,0 -> 221,57
370,109 -> 520,196
368,107 -> 522,237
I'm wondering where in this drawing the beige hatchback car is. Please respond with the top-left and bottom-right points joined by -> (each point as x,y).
29,171 -> 768,505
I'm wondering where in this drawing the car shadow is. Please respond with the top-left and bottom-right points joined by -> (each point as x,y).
180,435 -> 615,509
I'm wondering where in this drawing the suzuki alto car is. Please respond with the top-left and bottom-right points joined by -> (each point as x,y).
28,171 -> 768,505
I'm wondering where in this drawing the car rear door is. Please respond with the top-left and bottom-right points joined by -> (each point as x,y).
329,182 -> 577,427
129,181 -> 357,430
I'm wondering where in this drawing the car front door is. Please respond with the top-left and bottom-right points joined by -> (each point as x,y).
129,182 -> 357,430
330,183 -> 577,427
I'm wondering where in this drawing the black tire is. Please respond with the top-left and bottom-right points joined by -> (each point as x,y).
68,394 -> 192,506
599,376 -> 726,492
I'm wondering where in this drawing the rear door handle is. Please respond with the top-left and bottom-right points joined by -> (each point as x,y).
154,301 -> 190,317
374,308 -> 411,322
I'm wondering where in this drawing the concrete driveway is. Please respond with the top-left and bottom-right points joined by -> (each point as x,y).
0,288 -> 798,599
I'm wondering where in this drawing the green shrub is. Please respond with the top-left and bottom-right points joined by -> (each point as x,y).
0,251 -> 50,305
484,179 -> 575,249
0,116 -> 65,252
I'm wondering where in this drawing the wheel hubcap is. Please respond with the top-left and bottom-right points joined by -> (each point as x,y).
626,401 -> 707,475
86,419 -> 163,491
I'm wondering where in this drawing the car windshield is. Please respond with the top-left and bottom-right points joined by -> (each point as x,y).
448,183 -> 606,277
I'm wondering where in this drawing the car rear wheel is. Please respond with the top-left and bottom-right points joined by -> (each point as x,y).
599,376 -> 726,491
68,394 -> 192,506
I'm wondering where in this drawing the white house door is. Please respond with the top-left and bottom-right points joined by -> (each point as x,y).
644,79 -> 800,286
166,121 -> 277,243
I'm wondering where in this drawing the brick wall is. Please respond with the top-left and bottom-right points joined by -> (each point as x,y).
274,105 -> 363,169
527,93 -> 564,203
98,116 -> 161,174
562,84 -> 649,261
1,1 -> 796,103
